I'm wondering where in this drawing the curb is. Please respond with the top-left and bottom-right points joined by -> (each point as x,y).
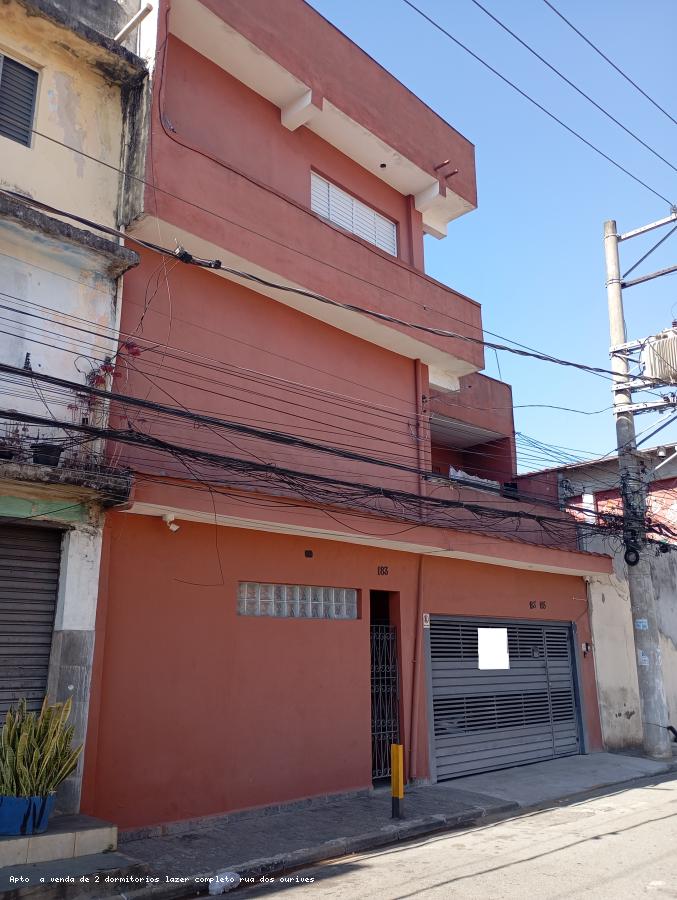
119,790 -> 373,845
1,857 -> 151,900
114,804 -> 520,899
15,762 -> 677,900
116,765 -> 677,899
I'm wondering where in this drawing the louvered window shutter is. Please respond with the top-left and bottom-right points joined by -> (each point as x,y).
0,55 -> 38,147
310,172 -> 398,256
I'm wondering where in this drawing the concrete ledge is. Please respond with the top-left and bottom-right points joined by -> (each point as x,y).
15,0 -> 147,83
0,193 -> 140,279
0,851 -> 147,899
0,816 -> 116,869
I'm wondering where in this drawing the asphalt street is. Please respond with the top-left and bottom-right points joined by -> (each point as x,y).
231,773 -> 677,899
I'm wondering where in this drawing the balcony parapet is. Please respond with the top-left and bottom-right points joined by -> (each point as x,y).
428,373 -> 515,440
168,0 -> 476,238
137,150 -> 485,378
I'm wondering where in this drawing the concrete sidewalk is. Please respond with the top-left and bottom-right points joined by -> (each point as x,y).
1,753 -> 674,899
119,752 -> 676,896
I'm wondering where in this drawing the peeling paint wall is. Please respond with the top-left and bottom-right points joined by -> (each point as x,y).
51,0 -> 139,42
587,558 -> 643,750
649,551 -> 677,726
0,1 -> 137,814
578,527 -> 677,749
0,219 -> 117,434
0,220 -> 117,810
1,1 -> 124,227
47,524 -> 104,813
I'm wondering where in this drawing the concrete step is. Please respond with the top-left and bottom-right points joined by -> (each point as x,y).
0,814 -> 116,867
0,851 -> 149,899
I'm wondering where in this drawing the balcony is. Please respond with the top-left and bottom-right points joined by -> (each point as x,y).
429,373 -> 515,437
137,129 -> 484,380
130,0 -> 484,382
167,0 -> 477,238
0,418 -> 132,506
422,474 -> 579,552
428,373 -> 516,483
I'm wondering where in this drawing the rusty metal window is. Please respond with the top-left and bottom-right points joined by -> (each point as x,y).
0,54 -> 38,147
238,582 -> 358,619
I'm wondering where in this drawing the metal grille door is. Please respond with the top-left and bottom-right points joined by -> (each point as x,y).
370,624 -> 400,779
429,617 -> 579,780
0,526 -> 60,718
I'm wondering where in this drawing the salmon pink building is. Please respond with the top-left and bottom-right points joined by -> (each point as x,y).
80,0 -> 613,830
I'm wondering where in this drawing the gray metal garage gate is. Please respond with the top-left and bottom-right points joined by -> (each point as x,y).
428,616 -> 581,780
0,525 -> 60,718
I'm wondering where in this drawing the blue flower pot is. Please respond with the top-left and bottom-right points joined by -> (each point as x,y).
0,795 -> 55,835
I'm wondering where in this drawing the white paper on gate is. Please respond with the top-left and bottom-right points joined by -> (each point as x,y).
477,627 -> 510,669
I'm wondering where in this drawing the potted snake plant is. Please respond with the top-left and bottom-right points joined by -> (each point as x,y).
0,698 -> 82,835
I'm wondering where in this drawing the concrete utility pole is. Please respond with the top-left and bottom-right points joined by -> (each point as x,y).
604,219 -> 671,759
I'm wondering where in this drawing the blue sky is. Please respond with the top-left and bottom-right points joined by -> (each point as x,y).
308,0 -> 677,470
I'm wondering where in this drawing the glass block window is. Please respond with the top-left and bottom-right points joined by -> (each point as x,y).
311,172 -> 398,256
238,582 -> 358,619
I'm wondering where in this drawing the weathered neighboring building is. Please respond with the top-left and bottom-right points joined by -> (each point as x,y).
0,0 -> 146,810
518,447 -> 677,750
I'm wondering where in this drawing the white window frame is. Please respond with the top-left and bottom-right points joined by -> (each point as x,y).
311,172 -> 398,257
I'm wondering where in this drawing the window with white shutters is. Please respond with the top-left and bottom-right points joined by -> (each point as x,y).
311,172 -> 398,256
0,54 -> 38,147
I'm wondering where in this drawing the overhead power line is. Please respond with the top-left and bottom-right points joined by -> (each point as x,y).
469,0 -> 677,175
0,361 -> 429,479
0,189 -> 663,387
0,405 -> 628,541
6,79 -> 673,357
22,120 -> 503,345
0,277 -> 620,425
0,290 -> 623,491
0,358 -> 622,521
622,223 -> 677,280
400,0 -> 675,206
0,360 -> 609,517
541,0 -> 677,129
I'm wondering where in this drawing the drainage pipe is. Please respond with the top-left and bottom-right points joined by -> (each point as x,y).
409,553 -> 424,780
115,3 -> 153,42
413,359 -> 427,498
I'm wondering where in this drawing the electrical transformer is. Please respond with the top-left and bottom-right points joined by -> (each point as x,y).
641,327 -> 677,384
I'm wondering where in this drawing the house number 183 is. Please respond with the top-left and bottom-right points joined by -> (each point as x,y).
377,566 -> 389,576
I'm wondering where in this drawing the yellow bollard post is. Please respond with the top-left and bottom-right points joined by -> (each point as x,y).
391,743 -> 404,819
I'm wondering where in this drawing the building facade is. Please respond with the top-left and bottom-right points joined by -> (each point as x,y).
68,0 -> 615,830
519,449 -> 677,751
0,0 -> 147,810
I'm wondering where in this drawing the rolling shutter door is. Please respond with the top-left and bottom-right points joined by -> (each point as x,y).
430,617 -> 579,780
0,526 -> 60,718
